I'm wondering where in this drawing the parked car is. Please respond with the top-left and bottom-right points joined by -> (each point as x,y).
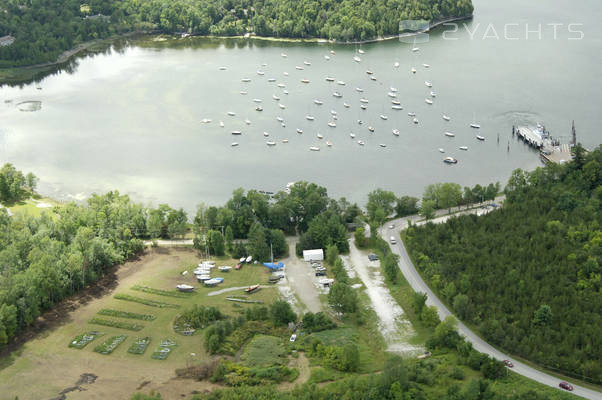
315,271 -> 326,276
503,360 -> 514,368
368,254 -> 379,261
290,334 -> 297,342
558,382 -> 573,391
388,224 -> 395,229
390,236 -> 397,244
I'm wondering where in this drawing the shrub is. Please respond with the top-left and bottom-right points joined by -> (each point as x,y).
94,335 -> 128,355
89,317 -> 144,331
98,309 -> 156,321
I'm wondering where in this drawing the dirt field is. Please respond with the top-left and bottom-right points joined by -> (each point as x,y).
278,238 -> 322,313
0,248 -> 281,400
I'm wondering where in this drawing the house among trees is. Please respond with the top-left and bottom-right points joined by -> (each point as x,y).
0,35 -> 15,47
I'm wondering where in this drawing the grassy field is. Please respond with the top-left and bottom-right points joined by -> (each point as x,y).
0,247 -> 280,399
5,196 -> 60,218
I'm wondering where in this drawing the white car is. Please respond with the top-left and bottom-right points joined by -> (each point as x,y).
390,236 -> 397,245
290,334 -> 297,342
389,224 -> 395,229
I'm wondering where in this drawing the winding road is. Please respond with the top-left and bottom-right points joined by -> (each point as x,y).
379,202 -> 601,400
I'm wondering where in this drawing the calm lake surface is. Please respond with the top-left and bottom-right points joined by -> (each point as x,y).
1,0 -> 600,211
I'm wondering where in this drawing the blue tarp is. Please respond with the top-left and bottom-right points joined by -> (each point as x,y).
263,262 -> 284,270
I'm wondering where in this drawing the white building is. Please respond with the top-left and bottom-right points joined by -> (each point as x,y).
303,249 -> 324,261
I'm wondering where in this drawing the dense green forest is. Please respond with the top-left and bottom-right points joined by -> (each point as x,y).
405,145 -> 602,383
0,0 -> 474,67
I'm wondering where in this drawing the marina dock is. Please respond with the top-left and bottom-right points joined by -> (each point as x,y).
513,122 -> 575,165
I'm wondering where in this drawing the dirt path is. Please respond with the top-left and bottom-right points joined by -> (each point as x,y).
278,237 -> 322,313
343,238 -> 423,356
280,352 -> 311,390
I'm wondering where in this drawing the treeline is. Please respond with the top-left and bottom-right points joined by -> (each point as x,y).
0,163 -> 37,203
405,145 -> 602,382
0,181 -> 187,346
193,183 -> 362,261
0,0 -> 474,67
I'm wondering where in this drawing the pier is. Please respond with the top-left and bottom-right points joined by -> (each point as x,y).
513,122 -> 575,165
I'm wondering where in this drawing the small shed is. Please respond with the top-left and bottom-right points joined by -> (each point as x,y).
303,249 -> 324,262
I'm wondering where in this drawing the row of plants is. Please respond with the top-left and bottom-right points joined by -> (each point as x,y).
210,359 -> 299,386
89,317 -> 145,331
174,305 -> 224,335
94,334 -> 128,355
128,337 -> 152,355
68,331 -> 104,349
132,285 -> 193,298
151,338 -> 177,360
114,293 -> 180,308
98,309 -> 156,321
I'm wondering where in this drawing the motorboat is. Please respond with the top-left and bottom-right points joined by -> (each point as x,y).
360,98 -> 369,103
337,81 -> 346,86
430,91 -> 437,97
412,46 -> 420,52
392,105 -> 403,110
333,92 -> 342,98
368,126 -> 375,132
273,94 -> 280,100
358,49 -> 365,54
240,91 -> 248,95
231,142 -> 239,147
356,87 -> 364,92
380,143 -> 387,148
392,129 -> 400,136
231,131 -> 242,135
283,90 -> 289,95
413,118 -> 419,124
276,116 -> 284,122
263,132 -> 269,137
445,131 -> 455,137
176,284 -> 194,292
245,284 -> 261,293
201,118 -> 212,123
325,77 -> 335,82
344,103 -> 351,108
281,53 -> 287,58
317,133 -> 324,139
358,140 -> 365,146
357,119 -> 363,125
296,128 -> 303,134
388,92 -> 397,98
219,121 -> 224,127
370,76 -> 377,81
459,146 -> 469,151
255,106 -> 263,111
443,157 -> 458,164
301,79 -> 310,83
268,78 -> 276,82
314,99 -> 323,105
306,115 -> 315,121
330,110 -> 337,115
390,87 -> 398,92
476,135 -> 485,141
425,99 -> 433,105
328,122 -> 336,128
324,55 -> 331,60
425,81 -> 433,87
439,148 -> 445,153
380,114 -> 388,120
309,146 -> 320,151
443,114 -> 451,121
350,132 -> 356,138
277,83 -> 286,88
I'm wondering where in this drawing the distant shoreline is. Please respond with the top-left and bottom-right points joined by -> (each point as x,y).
0,14 -> 472,84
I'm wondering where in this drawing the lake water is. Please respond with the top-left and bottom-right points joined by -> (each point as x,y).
0,0 -> 600,212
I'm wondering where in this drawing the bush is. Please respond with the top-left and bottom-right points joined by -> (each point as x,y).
98,309 -> 156,321
302,312 -> 337,333
89,317 -> 144,331
94,335 -> 128,355
269,300 -> 296,326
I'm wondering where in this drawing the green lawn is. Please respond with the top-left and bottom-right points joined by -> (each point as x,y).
240,335 -> 286,367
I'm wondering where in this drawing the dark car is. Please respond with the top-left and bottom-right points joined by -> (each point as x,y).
315,271 -> 326,276
502,360 -> 513,368
558,382 -> 573,391
368,254 -> 379,261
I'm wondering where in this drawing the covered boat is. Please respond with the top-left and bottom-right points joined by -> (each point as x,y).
263,262 -> 285,271
176,284 -> 195,292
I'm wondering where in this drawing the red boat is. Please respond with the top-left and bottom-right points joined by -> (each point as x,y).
235,263 -> 242,270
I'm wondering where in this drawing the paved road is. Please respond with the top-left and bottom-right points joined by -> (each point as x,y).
379,203 -> 601,400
